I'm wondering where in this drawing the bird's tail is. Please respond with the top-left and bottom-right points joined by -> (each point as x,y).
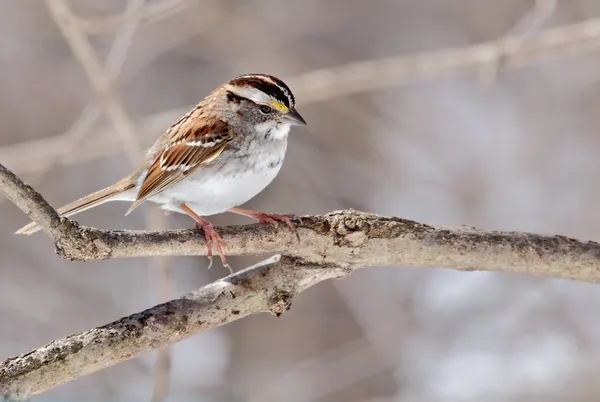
15,177 -> 136,236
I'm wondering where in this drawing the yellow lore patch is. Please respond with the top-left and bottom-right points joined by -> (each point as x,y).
268,100 -> 289,112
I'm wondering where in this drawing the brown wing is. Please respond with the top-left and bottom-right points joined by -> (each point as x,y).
125,117 -> 234,215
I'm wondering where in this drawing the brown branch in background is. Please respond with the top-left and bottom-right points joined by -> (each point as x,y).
0,109 -> 178,175
44,0 -> 142,161
291,16 -> 600,104
151,344 -> 172,402
6,0 -> 150,205
4,16 -> 600,175
80,0 -> 195,34
147,209 -> 172,402
477,0 -> 557,87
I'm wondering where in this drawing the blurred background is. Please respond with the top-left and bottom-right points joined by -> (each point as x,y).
2,0 -> 600,401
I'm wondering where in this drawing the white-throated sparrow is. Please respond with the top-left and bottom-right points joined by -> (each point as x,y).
16,74 -> 307,271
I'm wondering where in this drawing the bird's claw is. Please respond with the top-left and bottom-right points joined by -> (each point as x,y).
254,213 -> 302,242
195,221 -> 232,273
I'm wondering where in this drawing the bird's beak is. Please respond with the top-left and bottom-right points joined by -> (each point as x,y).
282,107 -> 307,126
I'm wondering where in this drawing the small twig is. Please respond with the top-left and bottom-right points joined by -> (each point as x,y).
0,164 -> 60,238
80,0 -> 194,34
510,0 -> 557,36
0,108 -> 179,175
5,0 -> 143,203
477,0 -> 557,88
150,347 -> 171,402
104,0 -> 147,76
146,209 -> 172,402
44,0 -> 142,162
18,105 -> 102,189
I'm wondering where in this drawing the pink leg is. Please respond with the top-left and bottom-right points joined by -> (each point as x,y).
228,207 -> 301,240
180,203 -> 231,273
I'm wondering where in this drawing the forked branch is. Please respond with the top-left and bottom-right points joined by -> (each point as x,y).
1,161 -> 600,399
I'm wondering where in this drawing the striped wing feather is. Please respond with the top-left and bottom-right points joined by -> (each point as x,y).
126,116 -> 233,214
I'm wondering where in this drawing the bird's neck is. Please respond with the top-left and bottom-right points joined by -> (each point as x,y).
254,121 -> 291,141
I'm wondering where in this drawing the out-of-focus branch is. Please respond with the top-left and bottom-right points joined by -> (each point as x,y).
509,0 -> 557,36
146,208 -> 172,402
80,0 -> 195,34
5,16 -> 600,174
12,0 -> 148,201
44,0 -> 142,161
0,107 -> 179,175
291,16 -> 600,104
478,0 -> 557,87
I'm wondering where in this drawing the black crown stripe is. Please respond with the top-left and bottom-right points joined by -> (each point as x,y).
229,74 -> 294,108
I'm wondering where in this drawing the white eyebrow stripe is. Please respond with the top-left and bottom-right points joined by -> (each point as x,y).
224,84 -> 274,104
256,75 -> 293,107
225,76 -> 294,107
254,75 -> 293,107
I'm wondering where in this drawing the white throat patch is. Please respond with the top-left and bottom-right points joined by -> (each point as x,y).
255,121 -> 291,140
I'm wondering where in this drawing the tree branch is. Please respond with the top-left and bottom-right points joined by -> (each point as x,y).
0,164 -> 61,238
2,161 -> 600,398
0,255 -> 344,400
2,161 -> 600,278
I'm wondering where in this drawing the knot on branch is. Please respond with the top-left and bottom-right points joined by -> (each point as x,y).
53,218 -> 112,261
266,289 -> 293,317
322,209 -> 434,246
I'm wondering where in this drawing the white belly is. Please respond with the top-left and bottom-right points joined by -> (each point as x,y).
151,163 -> 282,216
145,135 -> 287,216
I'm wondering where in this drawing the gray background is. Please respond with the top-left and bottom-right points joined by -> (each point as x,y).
1,1 -> 600,401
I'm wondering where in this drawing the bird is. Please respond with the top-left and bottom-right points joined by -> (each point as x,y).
16,73 -> 307,271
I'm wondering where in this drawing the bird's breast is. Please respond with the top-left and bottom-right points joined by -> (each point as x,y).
148,138 -> 287,216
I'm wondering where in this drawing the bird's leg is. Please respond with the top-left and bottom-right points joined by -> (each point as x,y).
179,203 -> 231,273
228,207 -> 301,241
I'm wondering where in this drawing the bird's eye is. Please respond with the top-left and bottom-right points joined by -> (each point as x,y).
259,105 -> 272,114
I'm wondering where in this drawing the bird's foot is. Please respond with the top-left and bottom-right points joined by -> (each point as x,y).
194,220 -> 231,273
229,207 -> 301,241
255,213 -> 301,233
